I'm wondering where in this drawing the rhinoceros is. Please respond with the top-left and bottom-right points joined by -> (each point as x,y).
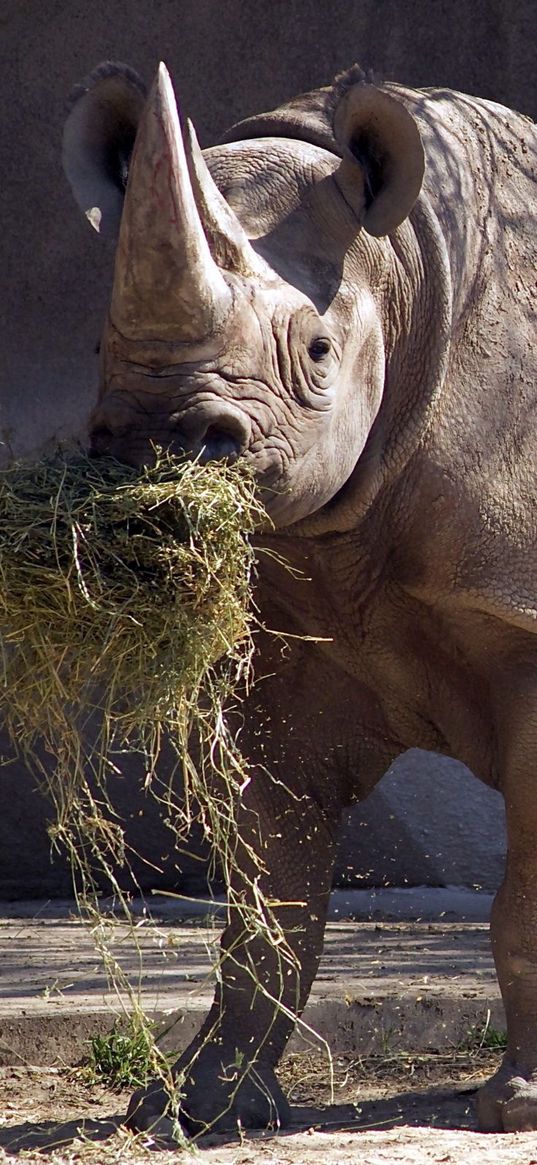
62,60 -> 537,1135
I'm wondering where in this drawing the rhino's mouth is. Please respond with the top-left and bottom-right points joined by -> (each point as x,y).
197,425 -> 243,464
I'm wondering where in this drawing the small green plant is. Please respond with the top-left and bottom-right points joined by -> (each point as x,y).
86,1018 -> 165,1089
465,1012 -> 507,1053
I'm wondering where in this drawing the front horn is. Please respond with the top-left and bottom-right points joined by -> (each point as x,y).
110,62 -> 232,343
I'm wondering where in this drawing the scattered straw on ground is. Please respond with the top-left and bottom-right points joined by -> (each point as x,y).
2,1054 -> 533,1165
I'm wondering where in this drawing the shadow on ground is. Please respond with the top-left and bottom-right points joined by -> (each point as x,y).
0,1083 -> 479,1156
0,1113 -> 123,1154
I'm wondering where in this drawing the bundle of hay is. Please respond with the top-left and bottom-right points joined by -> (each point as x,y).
0,449 -> 264,887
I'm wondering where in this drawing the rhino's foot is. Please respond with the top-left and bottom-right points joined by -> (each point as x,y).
126,1047 -> 291,1139
477,1062 -> 537,1132
125,1080 -> 178,1140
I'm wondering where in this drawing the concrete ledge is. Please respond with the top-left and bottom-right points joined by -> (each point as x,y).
0,994 -> 506,1070
0,899 -> 502,1067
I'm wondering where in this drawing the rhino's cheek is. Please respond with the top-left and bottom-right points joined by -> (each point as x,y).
246,433 -> 341,527
255,459 -> 343,526
248,391 -> 380,527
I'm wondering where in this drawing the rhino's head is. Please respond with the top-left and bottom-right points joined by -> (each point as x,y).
63,63 -> 424,527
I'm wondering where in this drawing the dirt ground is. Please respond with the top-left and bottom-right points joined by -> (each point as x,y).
1,1048 -> 537,1164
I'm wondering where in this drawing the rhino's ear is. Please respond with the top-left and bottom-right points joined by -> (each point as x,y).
62,62 -> 147,239
331,79 -> 424,237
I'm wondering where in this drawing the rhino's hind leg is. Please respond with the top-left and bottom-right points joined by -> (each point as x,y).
476,868 -> 537,1132
477,702 -> 537,1132
477,1061 -> 537,1133
127,779 -> 340,1138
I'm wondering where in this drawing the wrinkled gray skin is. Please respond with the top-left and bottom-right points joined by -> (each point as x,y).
63,60 -> 537,1136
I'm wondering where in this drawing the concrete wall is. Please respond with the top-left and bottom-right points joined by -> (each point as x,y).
1,0 -> 527,897
335,753 -> 505,894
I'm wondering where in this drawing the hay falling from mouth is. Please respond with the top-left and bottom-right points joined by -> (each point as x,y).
0,448 -> 268,902
0,448 -> 328,1132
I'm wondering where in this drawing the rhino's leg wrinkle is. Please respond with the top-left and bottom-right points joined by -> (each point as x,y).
127,779 -> 340,1136
477,703 -> 537,1132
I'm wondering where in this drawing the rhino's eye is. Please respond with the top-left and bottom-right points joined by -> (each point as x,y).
308,337 -> 331,362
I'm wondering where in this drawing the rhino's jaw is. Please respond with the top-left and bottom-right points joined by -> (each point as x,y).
89,379 -> 332,526
89,387 -> 367,527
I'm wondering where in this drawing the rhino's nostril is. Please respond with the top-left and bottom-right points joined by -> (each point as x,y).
198,425 -> 243,463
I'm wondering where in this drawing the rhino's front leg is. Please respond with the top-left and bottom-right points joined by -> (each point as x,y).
127,776 -> 340,1137
477,706 -> 537,1132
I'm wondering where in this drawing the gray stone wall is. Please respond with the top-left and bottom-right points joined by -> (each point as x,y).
335,753 -> 505,895
1,0 -> 527,896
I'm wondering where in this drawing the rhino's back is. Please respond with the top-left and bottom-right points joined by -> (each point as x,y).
397,86 -> 537,627
392,83 -> 537,330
